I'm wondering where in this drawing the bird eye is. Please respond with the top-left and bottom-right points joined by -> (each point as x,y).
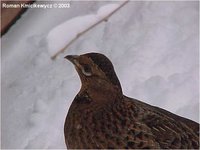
82,64 -> 92,76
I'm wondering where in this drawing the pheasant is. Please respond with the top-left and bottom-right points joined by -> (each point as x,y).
64,52 -> 199,149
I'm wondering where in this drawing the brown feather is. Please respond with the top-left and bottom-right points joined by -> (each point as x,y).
64,53 -> 199,149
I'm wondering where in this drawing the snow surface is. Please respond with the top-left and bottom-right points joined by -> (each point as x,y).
2,1 -> 199,149
47,3 -> 120,56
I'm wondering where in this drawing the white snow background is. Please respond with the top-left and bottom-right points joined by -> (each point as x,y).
1,1 -> 199,149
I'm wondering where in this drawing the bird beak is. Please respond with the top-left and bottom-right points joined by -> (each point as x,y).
64,55 -> 79,66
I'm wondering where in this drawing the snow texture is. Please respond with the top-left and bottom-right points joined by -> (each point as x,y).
2,1 -> 199,149
47,3 -> 119,56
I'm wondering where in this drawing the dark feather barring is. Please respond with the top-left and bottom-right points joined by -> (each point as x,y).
64,52 -> 199,149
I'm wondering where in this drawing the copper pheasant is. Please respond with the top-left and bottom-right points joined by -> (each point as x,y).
64,52 -> 199,149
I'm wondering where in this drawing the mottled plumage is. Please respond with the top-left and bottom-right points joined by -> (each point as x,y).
64,52 -> 199,149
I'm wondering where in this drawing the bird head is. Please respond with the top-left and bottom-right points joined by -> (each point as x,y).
65,52 -> 122,95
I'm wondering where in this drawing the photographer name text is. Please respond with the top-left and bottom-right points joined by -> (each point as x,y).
2,2 -> 70,9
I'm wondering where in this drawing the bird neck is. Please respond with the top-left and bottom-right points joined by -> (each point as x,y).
81,74 -> 122,93
75,77 -> 123,111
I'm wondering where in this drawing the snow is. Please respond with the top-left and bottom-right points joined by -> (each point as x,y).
47,3 -> 120,57
2,1 -> 199,149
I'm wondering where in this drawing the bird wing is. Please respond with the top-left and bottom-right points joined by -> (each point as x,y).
123,96 -> 199,149
131,97 -> 199,136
